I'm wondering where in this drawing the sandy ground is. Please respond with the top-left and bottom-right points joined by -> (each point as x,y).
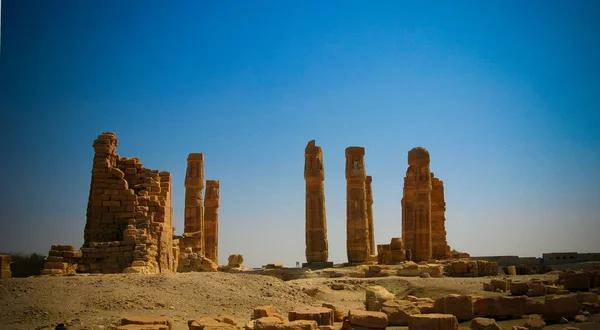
0,271 -> 590,330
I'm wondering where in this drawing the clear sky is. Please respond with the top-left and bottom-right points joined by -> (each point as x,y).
0,1 -> 599,268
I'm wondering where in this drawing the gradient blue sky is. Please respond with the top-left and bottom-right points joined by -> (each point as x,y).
0,1 -> 599,268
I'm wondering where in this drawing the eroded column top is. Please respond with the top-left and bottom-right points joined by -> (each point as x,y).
408,147 -> 430,167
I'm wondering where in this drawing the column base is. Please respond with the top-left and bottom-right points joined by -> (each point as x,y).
302,261 -> 334,269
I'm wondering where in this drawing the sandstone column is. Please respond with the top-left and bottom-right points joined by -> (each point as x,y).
402,147 -> 432,262
366,175 -> 375,255
345,147 -> 369,263
204,180 -> 220,264
184,153 -> 204,252
304,140 -> 331,267
431,173 -> 450,259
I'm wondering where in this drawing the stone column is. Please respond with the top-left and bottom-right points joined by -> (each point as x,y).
366,175 -> 375,256
431,173 -> 450,259
408,147 -> 432,262
345,146 -> 369,263
204,180 -> 220,264
184,153 -> 204,252
304,140 -> 331,267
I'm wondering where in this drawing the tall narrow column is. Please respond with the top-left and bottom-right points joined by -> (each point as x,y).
304,140 -> 331,267
366,175 -> 375,256
204,180 -> 220,264
345,147 -> 369,263
431,173 -> 450,259
409,147 -> 432,261
184,153 -> 204,252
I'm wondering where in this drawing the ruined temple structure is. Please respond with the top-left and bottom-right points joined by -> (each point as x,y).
345,147 -> 370,263
204,180 -> 220,264
80,132 -> 176,273
303,140 -> 332,268
401,147 -> 451,262
181,153 -> 205,253
431,173 -> 451,259
365,175 -> 375,257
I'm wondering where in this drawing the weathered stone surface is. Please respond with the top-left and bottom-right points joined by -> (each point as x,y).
366,285 -> 395,311
401,147 -> 433,262
510,281 -> 529,296
121,316 -> 173,330
397,261 -> 421,276
577,292 -> 598,303
469,317 -> 501,330
523,315 -> 545,330
381,300 -> 420,326
345,147 -> 369,263
184,153 -> 205,252
347,310 -> 388,329
203,180 -> 220,264
0,255 -> 11,279
434,295 -> 474,321
564,271 -> 590,291
473,296 -> 527,317
253,306 -> 285,321
215,315 -> 237,326
305,140 -> 329,264
542,294 -> 580,321
288,307 -> 334,326
430,175 -> 450,259
228,254 -> 244,267
188,317 -> 222,330
321,303 -> 345,322
408,313 -> 458,330
524,298 -> 544,314
80,133 -> 175,274
365,176 -> 375,256
506,266 -> 516,276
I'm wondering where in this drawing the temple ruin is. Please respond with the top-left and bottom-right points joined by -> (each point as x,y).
366,175 -> 375,257
345,147 -> 370,263
303,140 -> 331,267
401,147 -> 451,262
181,153 -> 204,253
204,180 -> 220,264
80,132 -> 176,273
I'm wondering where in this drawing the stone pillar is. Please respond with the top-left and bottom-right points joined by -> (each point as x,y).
366,176 -> 375,256
431,173 -> 451,259
402,147 -> 432,262
304,140 -> 331,267
184,153 -> 204,252
204,180 -> 220,264
345,146 -> 369,263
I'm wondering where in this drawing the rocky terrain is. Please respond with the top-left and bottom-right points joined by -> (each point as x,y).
0,271 -> 571,330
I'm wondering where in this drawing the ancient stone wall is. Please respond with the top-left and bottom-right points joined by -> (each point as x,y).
401,147 -> 432,262
42,245 -> 81,275
80,132 -> 176,274
304,140 -> 330,266
204,180 -> 220,264
0,255 -> 11,279
183,153 -> 204,253
430,173 -> 451,259
365,176 -> 375,256
345,147 -> 369,263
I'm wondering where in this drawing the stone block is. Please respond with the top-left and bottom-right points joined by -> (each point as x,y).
408,313 -> 458,330
381,299 -> 420,326
288,307 -> 334,326
121,316 -> 173,330
347,310 -> 388,329
469,317 -> 501,330
564,272 -> 590,291
473,296 -> 527,317
434,295 -> 474,321
543,294 -> 580,321
254,306 -> 284,321
510,281 -> 529,296
321,303 -> 345,322
365,285 -> 395,311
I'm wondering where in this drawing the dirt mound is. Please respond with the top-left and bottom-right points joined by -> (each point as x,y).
0,272 -> 319,330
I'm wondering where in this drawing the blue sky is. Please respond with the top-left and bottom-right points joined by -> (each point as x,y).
0,1 -> 599,268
